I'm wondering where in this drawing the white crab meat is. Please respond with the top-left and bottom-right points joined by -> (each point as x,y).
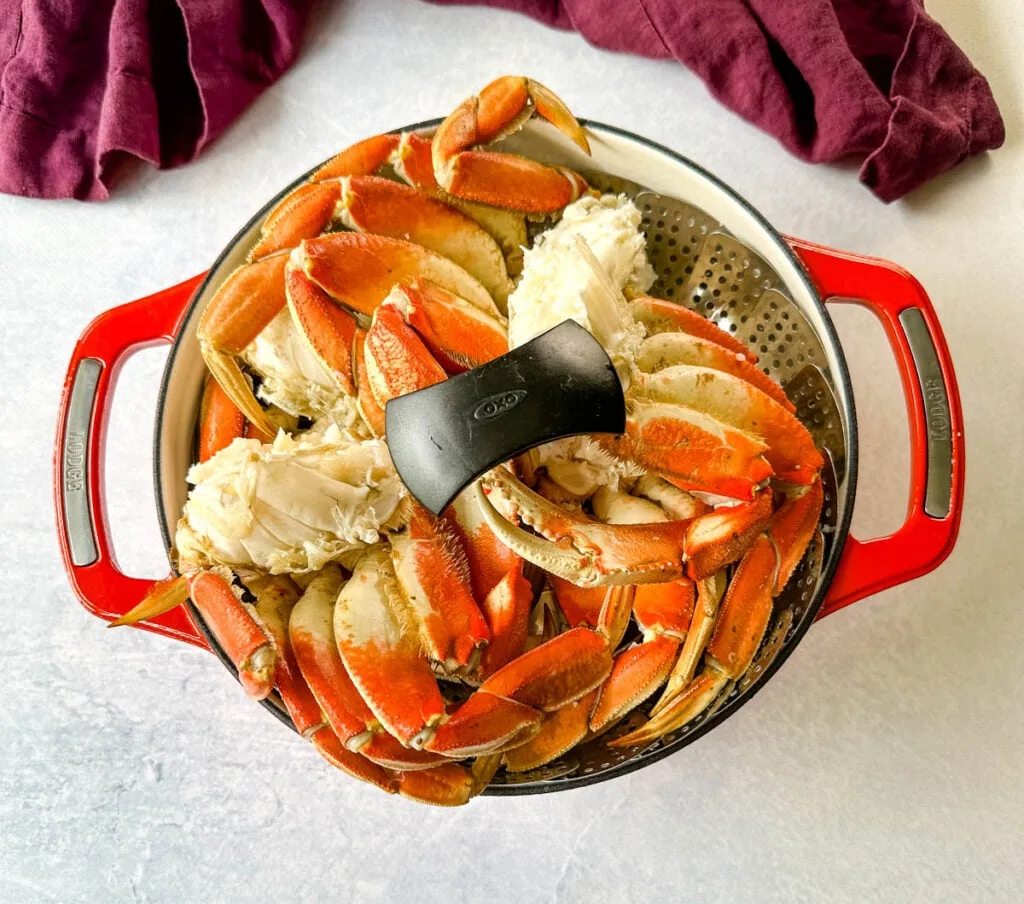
241,308 -> 345,420
507,194 -> 652,358
176,425 -> 408,574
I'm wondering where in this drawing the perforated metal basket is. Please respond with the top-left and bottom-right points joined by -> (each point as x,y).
55,117 -> 965,798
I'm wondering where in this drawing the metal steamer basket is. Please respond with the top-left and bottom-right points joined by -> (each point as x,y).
55,118 -> 965,795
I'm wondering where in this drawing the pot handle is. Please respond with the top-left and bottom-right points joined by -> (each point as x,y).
54,274 -> 210,648
787,238 -> 964,618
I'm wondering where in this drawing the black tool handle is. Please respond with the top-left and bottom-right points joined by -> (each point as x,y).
385,320 -> 626,515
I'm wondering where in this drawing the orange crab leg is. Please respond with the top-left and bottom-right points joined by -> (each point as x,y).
590,636 -> 680,733
637,331 -> 795,412
108,575 -> 190,628
631,297 -> 757,362
390,502 -> 491,668
396,763 -> 475,807
432,76 -> 590,213
312,133 -> 403,182
198,250 -> 290,438
479,568 -> 533,676
637,367 -> 823,485
548,575 -> 606,628
596,401 -> 774,502
353,327 -> 386,436
283,265 -> 360,396
685,492 -> 773,580
248,575 -> 323,736
298,232 -> 497,319
363,302 -> 448,407
480,626 -> 613,711
613,485 -> 822,746
197,376 -> 247,462
308,726 -> 397,794
443,488 -> 523,602
425,692 -> 542,758
187,572 -> 277,700
502,689 -> 598,772
477,467 -> 692,586
288,566 -> 377,748
769,478 -> 825,593
334,549 -> 445,747
389,280 -> 508,373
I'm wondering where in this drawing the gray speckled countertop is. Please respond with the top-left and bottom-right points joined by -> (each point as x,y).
3,1 -> 1023,901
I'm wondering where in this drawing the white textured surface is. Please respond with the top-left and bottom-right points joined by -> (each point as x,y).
3,1 -> 1023,900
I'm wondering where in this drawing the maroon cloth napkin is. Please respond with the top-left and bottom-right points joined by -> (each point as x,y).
0,0 -> 309,200
427,0 -> 1005,202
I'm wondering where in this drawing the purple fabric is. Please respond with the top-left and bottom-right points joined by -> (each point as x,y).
0,0 -> 1003,202
427,0 -> 1005,202
0,0 -> 309,200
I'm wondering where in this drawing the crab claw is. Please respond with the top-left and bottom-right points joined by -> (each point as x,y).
296,232 -> 498,320
685,492 -> 774,580
631,297 -> 755,361
480,626 -> 613,711
187,571 -> 277,701
197,375 -> 248,463
503,689 -> 598,772
479,568 -> 533,676
476,468 -> 691,588
424,692 -> 542,758
396,763 -> 475,807
389,502 -> 491,668
432,76 -> 590,213
363,302 -> 447,407
636,366 -> 823,485
637,330 -> 795,413
334,548 -> 445,747
288,566 -> 377,748
387,280 -> 509,373
197,250 -> 290,438
595,401 -> 774,502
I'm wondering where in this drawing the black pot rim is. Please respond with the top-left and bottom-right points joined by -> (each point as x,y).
154,117 -> 859,796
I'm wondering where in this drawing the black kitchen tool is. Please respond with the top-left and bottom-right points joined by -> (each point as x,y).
384,319 -> 626,515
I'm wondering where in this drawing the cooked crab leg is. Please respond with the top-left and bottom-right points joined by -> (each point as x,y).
198,375 -> 249,462
477,467 -> 691,587
198,250 -> 291,438
258,176 -> 512,304
444,488 -> 524,603
334,548 -> 446,746
298,232 -> 498,318
479,568 -> 534,676
389,502 -> 491,669
637,331 -> 794,412
385,280 -> 509,373
685,492 -> 774,580
503,689 -> 599,772
187,571 -> 277,700
353,327 -> 386,436
249,574 -> 397,792
635,366 -> 823,485
362,302 -> 448,408
594,402 -> 774,501
432,76 -> 590,212
335,549 -> 543,757
630,296 -> 755,361
610,479 -> 824,746
288,566 -> 378,749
